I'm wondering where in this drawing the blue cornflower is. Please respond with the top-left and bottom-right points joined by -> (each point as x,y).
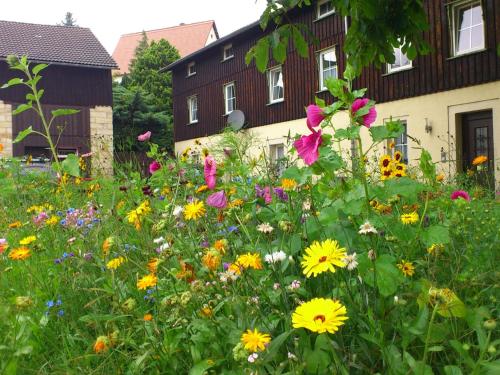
57,309 -> 64,316
46,300 -> 54,308
56,299 -> 62,306
56,211 -> 64,216
77,219 -> 84,226
228,225 -> 238,233
62,252 -> 68,259
54,258 -> 62,264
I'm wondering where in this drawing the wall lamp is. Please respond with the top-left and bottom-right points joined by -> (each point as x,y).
424,118 -> 433,134
440,147 -> 447,162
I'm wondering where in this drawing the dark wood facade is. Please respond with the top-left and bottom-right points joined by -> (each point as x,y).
0,63 -> 112,156
171,0 -> 500,142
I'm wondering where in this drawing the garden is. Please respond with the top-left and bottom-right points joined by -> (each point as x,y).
0,58 -> 499,374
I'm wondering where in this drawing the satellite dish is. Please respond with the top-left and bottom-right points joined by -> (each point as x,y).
227,110 -> 245,131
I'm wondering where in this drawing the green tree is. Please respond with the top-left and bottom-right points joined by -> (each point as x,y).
59,12 -> 77,27
129,31 -> 149,70
248,0 -> 430,74
112,84 -> 173,153
126,39 -> 180,112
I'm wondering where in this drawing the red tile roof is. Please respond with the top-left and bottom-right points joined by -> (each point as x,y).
112,20 -> 217,75
0,20 -> 117,69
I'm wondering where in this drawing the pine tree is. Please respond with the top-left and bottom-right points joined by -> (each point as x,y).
60,12 -> 77,27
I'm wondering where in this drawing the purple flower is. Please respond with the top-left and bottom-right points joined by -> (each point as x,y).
255,185 -> 272,204
206,191 -> 228,209
138,131 -> 151,142
306,104 -> 325,130
149,160 -> 161,174
451,190 -> 471,202
294,129 -> 323,166
204,156 -> 217,190
273,187 -> 288,202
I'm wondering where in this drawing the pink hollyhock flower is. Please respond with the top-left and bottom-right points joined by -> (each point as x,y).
149,160 -> 161,174
451,190 -> 470,202
293,129 -> 323,166
351,98 -> 377,128
204,156 -> 217,190
306,104 -> 324,130
206,190 -> 227,209
138,131 -> 152,142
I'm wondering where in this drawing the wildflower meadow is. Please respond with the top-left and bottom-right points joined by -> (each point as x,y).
0,62 -> 499,374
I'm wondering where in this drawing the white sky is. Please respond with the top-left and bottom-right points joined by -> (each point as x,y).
1,0 -> 267,53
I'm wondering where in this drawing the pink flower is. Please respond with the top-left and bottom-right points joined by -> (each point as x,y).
149,160 -> 161,174
204,156 -> 217,190
451,190 -> 470,202
351,98 -> 377,128
206,190 -> 227,209
306,104 -> 324,131
293,129 -> 323,166
138,131 -> 152,142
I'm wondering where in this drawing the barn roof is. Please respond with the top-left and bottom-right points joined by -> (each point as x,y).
0,20 -> 117,69
112,20 -> 218,75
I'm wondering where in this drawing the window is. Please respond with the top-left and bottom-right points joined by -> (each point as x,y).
187,95 -> 198,123
393,121 -> 408,163
317,0 -> 335,19
224,82 -> 236,114
387,46 -> 412,73
223,44 -> 234,61
451,1 -> 485,56
268,66 -> 284,103
270,143 -> 286,176
318,47 -> 337,90
187,62 -> 196,76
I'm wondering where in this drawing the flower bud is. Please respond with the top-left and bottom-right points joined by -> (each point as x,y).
484,319 -> 497,330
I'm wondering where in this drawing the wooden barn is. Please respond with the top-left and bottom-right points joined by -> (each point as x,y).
0,20 -> 117,173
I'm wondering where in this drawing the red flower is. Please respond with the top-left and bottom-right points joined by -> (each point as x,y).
294,129 -> 323,166
138,131 -> 151,142
149,160 -> 161,174
450,190 -> 470,202
204,156 -> 217,190
351,98 -> 377,128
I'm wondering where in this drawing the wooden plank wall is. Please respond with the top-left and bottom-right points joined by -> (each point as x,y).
172,0 -> 500,142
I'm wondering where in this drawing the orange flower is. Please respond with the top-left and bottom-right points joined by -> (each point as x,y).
147,258 -> 160,274
93,336 -> 110,353
0,143 -> 4,152
8,221 -> 22,229
176,259 -> 196,283
143,314 -> 153,321
202,250 -> 221,271
472,155 -> 488,166
8,247 -> 31,260
436,174 -> 445,182
213,239 -> 228,254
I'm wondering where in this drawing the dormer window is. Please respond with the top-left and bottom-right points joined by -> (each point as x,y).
223,44 -> 234,61
187,61 -> 196,77
317,0 -> 334,19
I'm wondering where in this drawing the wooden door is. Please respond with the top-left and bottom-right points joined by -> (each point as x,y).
461,110 -> 494,172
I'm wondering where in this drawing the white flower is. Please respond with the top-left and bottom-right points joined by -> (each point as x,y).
288,352 -> 297,360
159,242 -> 170,252
302,200 -> 311,211
172,205 -> 184,217
273,283 -> 281,290
153,236 -> 165,244
358,221 -> 378,235
264,250 -> 287,264
219,270 -> 239,283
342,252 -> 358,271
248,353 -> 259,363
289,280 -> 301,290
257,222 -> 274,233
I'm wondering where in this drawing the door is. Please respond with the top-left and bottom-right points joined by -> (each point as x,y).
461,110 -> 494,180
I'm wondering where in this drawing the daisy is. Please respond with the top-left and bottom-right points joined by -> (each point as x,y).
358,221 -> 377,235
257,222 -> 274,233
301,239 -> 347,278
342,252 -> 358,271
264,250 -> 287,264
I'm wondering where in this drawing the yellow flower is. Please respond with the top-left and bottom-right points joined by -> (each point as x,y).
213,239 -> 228,254
472,155 -> 488,166
393,163 -> 406,178
240,328 -> 271,352
137,274 -> 158,290
196,185 -> 209,193
397,260 -> 415,277
379,155 -> 392,170
427,243 -> 445,255
228,198 -> 244,209
388,141 -> 395,149
436,174 -> 445,182
400,211 -> 419,225
147,258 -> 160,274
236,253 -> 263,270
200,306 -> 213,317
102,237 -> 114,255
19,235 -> 36,246
106,256 -> 126,270
8,221 -> 22,229
301,239 -> 347,278
93,336 -> 110,354
380,167 -> 394,181
393,150 -> 403,163
184,200 -> 206,221
292,298 -> 348,334
281,178 -> 297,191
143,313 -> 153,321
46,216 -> 59,226
8,246 -> 31,260
126,200 -> 151,229
202,250 -> 221,271
0,143 -> 3,152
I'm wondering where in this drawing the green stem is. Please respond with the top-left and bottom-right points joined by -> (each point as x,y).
422,303 -> 439,368
356,136 -> 371,213
472,330 -> 492,375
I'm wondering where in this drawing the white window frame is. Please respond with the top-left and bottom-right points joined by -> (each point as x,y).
223,44 -> 234,61
316,0 -> 335,19
318,47 -> 338,91
387,46 -> 412,73
187,95 -> 198,124
187,61 -> 196,77
270,143 -> 286,176
267,65 -> 284,104
223,82 -> 236,115
393,121 -> 408,163
450,0 -> 485,56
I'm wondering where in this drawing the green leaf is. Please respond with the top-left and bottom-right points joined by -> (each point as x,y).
189,359 -> 216,375
32,63 -> 48,75
291,25 -> 308,58
254,37 -> 270,72
483,361 -> 500,375
51,108 -> 80,118
13,126 -> 33,143
12,103 -> 32,115
443,365 -> 463,375
333,125 -> 360,141
419,149 -> 436,183
358,254 -> 403,296
1,77 -> 23,88
421,225 -> 450,247
408,305 -> 429,336
263,330 -> 291,362
369,121 -> 404,142
325,78 -> 346,98
61,154 -> 81,177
